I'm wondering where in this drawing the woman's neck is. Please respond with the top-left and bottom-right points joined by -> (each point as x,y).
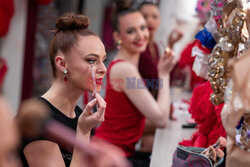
149,32 -> 155,41
116,48 -> 140,66
149,38 -> 154,45
42,79 -> 82,118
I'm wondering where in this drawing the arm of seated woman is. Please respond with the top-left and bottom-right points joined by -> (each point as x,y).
24,140 -> 65,167
110,62 -> 170,128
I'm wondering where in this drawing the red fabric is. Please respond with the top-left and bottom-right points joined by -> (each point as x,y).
190,82 -> 216,134
0,58 -> 8,87
180,131 -> 208,147
207,103 -> 226,146
178,42 -> 195,69
193,39 -> 212,54
179,82 -> 226,147
36,0 -> 53,5
138,43 -> 160,98
0,0 -> 14,37
178,40 -> 206,90
94,60 -> 145,156
139,43 -> 159,81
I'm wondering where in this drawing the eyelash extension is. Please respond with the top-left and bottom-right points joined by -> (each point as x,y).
87,59 -> 96,64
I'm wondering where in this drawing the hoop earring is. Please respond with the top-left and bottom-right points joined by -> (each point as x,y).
63,69 -> 68,82
117,40 -> 122,50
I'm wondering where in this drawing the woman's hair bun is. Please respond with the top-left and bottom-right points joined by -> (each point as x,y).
56,13 -> 89,32
114,0 -> 133,12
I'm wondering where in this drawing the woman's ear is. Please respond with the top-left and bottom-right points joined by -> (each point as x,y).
113,31 -> 120,44
55,52 -> 67,73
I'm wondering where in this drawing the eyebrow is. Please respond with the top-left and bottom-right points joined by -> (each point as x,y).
86,54 -> 107,59
86,54 -> 100,58
126,23 -> 146,30
127,27 -> 135,30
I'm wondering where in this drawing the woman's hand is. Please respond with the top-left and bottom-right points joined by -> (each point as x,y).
77,93 -> 106,134
168,28 -> 183,49
158,48 -> 177,77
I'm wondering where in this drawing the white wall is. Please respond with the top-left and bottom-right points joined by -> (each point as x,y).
83,0 -> 108,36
1,0 -> 28,113
155,0 -> 199,58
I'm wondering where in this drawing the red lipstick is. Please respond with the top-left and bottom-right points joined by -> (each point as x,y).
133,40 -> 146,47
96,78 -> 103,85
148,27 -> 153,31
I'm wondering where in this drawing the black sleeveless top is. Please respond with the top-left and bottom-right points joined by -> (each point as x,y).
20,97 -> 83,167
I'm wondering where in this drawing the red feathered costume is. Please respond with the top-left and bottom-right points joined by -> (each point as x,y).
0,0 -> 12,87
0,0 -> 14,37
179,81 -> 226,147
178,40 -> 206,90
207,103 -> 226,146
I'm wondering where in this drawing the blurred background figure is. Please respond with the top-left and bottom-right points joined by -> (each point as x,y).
138,1 -> 183,101
94,0 -> 176,166
136,1 -> 183,164
0,96 -> 21,167
17,98 -> 131,167
221,49 -> 250,167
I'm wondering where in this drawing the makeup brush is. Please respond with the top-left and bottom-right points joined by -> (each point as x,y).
91,64 -> 97,95
90,64 -> 98,112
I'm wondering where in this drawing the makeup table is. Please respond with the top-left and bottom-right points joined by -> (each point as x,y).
150,87 -> 195,167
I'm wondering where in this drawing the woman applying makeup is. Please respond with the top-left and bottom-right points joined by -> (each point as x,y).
94,1 -> 177,166
19,13 -> 108,167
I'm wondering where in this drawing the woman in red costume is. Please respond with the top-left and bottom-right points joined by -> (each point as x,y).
94,1 -> 176,166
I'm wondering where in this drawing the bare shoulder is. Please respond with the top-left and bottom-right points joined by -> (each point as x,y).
109,61 -> 141,92
24,140 -> 65,167
110,61 -> 138,79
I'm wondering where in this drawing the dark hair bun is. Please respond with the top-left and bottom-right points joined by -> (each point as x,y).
56,13 -> 89,32
114,0 -> 133,12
